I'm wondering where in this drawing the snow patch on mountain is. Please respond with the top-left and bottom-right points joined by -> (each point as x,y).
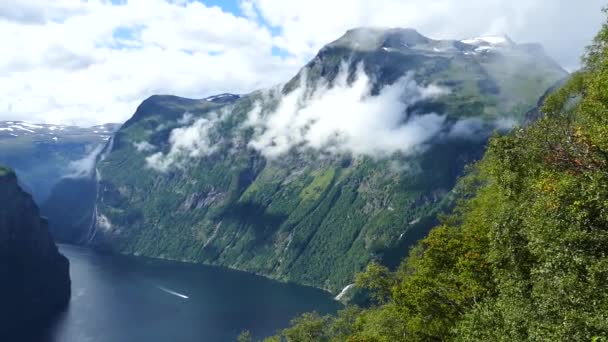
19,122 -> 44,129
203,93 -> 240,104
461,35 -> 513,46
0,121 -> 120,142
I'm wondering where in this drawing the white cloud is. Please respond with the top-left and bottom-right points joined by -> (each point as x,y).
146,61 -> 453,171
133,140 -> 156,152
246,63 -> 448,158
67,143 -> 105,178
146,113 -> 219,172
0,0 -> 299,126
143,59 -> 526,172
140,55 -> 548,172
249,0 -> 605,71
0,0 -> 87,25
445,117 -> 517,140
0,0 -> 604,126
178,112 -> 195,125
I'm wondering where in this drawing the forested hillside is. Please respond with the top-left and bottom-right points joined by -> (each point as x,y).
91,29 -> 565,293
262,9 -> 608,342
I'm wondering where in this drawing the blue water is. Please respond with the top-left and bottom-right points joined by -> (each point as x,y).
22,244 -> 342,342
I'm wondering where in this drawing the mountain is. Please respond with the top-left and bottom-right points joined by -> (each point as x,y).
41,176 -> 98,244
0,121 -> 120,203
268,16 -> 608,340
64,28 -> 566,293
0,166 -> 71,335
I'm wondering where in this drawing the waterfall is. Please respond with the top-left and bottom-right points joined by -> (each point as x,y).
83,133 -> 116,245
334,284 -> 355,301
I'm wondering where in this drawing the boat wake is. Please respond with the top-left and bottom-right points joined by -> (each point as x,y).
156,285 -> 189,299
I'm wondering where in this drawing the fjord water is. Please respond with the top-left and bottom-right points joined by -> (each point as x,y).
25,244 -> 342,342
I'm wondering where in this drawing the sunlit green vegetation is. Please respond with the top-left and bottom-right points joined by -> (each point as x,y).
95,24 -> 565,293
264,9 -> 608,341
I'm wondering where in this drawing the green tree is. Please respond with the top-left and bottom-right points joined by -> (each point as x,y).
261,6 -> 608,342
238,330 -> 253,342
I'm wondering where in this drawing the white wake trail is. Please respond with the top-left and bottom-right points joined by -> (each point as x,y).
156,285 -> 189,299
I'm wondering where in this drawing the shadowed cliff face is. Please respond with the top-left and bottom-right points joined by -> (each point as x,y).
41,175 -> 98,244
0,166 -> 71,335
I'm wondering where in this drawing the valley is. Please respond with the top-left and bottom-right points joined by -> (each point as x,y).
2,5 -> 606,339
23,244 -> 340,342
85,29 -> 565,293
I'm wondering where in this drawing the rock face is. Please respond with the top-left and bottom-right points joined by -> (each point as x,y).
41,175 -> 98,244
0,166 -> 71,334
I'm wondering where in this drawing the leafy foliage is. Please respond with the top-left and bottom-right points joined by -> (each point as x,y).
0,166 -> 14,177
265,9 -> 608,341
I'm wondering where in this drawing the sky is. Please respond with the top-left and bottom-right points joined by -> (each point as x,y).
0,0 -> 604,126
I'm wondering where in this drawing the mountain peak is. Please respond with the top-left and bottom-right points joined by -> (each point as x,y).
203,93 -> 240,104
461,35 -> 515,47
328,27 -> 432,51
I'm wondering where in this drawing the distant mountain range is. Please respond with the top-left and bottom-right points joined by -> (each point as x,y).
0,121 -> 116,141
0,121 -> 120,203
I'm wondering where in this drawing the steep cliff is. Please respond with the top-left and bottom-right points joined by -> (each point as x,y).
90,29 -> 567,292
0,166 -> 71,334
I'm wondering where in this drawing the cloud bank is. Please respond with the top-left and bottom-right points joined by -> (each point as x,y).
144,60 -> 526,172
146,62 -> 455,171
133,140 -> 156,152
246,64 -> 447,158
67,144 -> 105,178
146,113 -> 219,172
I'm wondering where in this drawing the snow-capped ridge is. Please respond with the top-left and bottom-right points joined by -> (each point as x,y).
329,27 -> 431,51
461,35 -> 514,46
203,93 -> 240,104
0,121 -> 120,142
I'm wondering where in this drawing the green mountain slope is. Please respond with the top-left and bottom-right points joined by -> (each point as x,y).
266,11 -> 608,342
92,28 -> 566,292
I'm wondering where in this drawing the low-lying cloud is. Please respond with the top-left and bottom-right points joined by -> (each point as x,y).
133,141 -> 156,152
245,63 -> 447,158
446,117 -> 516,140
144,61 -> 516,172
67,144 -> 105,178
146,113 -> 219,172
